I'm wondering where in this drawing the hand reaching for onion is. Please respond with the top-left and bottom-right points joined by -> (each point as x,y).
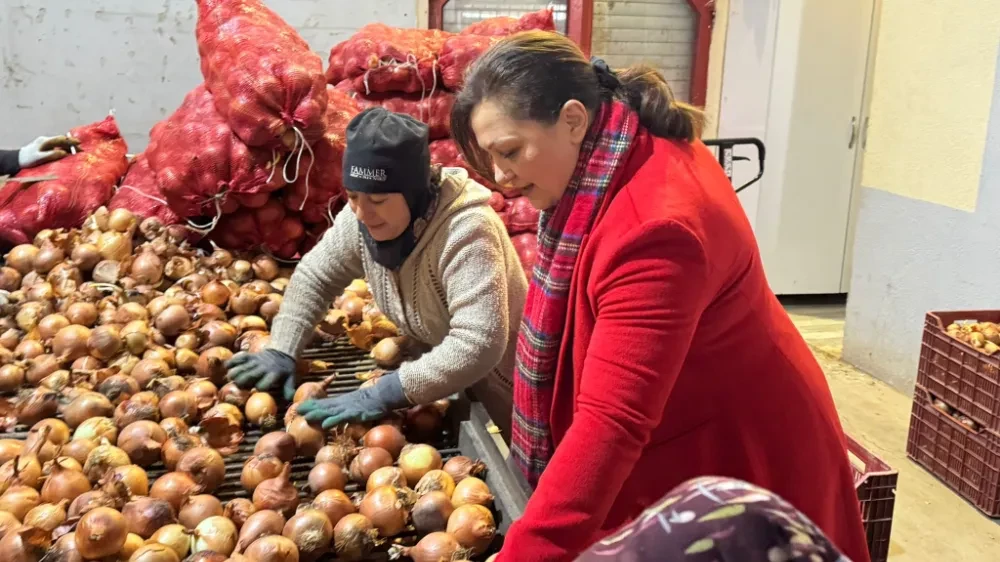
298,371 -> 410,429
225,349 -> 298,400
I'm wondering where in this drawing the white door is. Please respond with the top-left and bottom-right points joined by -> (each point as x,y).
752,0 -> 876,295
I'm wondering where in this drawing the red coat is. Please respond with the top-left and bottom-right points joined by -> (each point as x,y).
496,132 -> 869,562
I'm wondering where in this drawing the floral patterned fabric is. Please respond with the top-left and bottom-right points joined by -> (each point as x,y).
575,477 -> 852,562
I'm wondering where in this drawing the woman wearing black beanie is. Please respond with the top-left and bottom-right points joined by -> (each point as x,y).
225,107 -> 527,437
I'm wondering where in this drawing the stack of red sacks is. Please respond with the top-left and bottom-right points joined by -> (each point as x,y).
325,8 -> 555,276
109,0 -> 360,259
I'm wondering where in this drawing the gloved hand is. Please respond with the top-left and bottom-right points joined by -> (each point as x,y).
18,136 -> 80,168
225,349 -> 298,400
298,371 -> 410,429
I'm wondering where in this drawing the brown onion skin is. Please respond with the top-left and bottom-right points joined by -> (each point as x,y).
252,463 -> 300,518
316,441 -> 358,468
333,513 -> 377,561
68,489 -> 117,519
348,447 -> 393,484
359,486 -> 408,538
23,499 -> 69,532
241,454 -> 284,492
75,506 -> 128,559
447,504 -> 496,555
405,532 -> 465,562
254,432 -> 297,463
243,535 -> 299,562
150,471 -> 202,513
218,383 -> 251,408
40,459 -> 91,504
178,494 -> 224,529
398,444 -> 443,487
286,417 -> 324,458
177,447 -> 225,492
451,477 -> 494,509
412,491 -> 454,533
61,439 -> 97,466
362,425 -> 406,460
0,485 -> 40,520
195,347 -> 233,385
159,391 -> 199,422
224,498 -> 257,530
0,525 -> 51,562
63,392 -> 115,429
283,509 -> 333,558
312,489 -> 355,529
236,509 -> 287,554
442,456 -> 487,485
309,462 -> 347,495
245,392 -> 278,427
366,466 -> 406,494
130,543 -> 181,562
122,497 -> 177,539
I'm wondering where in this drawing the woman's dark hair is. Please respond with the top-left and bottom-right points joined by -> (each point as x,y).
451,31 -> 705,179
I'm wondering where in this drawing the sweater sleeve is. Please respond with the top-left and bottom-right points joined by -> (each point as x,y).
496,221 -> 712,562
268,205 -> 365,358
0,150 -> 21,177
397,212 -> 512,405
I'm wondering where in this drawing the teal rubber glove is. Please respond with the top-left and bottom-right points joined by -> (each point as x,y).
225,349 -> 298,401
298,371 -> 409,429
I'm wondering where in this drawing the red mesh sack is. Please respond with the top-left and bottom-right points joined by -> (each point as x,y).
0,115 -> 128,245
506,196 -> 540,234
429,139 -> 494,187
439,35 -> 501,90
511,233 -> 538,278
211,199 -> 305,259
109,154 -> 182,226
285,85 -> 362,224
327,24 -> 452,95
196,0 -> 328,150
336,80 -> 454,139
299,221 -> 333,256
146,85 -> 285,221
459,8 -> 556,36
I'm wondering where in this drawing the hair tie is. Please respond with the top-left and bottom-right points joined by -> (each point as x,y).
591,57 -> 622,91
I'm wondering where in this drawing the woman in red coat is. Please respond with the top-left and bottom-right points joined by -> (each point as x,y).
450,32 -> 869,562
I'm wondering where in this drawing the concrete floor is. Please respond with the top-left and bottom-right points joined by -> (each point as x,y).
786,303 -> 1000,561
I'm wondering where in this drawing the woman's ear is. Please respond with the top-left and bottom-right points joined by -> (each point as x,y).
559,100 -> 590,144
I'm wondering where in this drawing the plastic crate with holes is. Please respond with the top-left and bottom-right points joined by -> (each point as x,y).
847,435 -> 897,562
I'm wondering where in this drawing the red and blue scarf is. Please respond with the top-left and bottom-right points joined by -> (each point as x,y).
511,100 -> 639,486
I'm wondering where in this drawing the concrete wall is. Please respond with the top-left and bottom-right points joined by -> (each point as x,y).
843,1 -> 1000,392
0,0 -> 418,152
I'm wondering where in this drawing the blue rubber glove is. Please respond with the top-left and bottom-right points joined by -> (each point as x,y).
225,349 -> 298,401
298,371 -> 409,429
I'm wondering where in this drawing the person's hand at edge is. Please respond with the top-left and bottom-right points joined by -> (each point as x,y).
297,371 -> 409,429
225,349 -> 298,401
18,135 -> 81,168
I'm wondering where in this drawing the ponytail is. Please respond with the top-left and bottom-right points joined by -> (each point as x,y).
608,64 -> 705,142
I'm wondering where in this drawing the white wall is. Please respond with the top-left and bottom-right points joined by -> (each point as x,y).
0,0 -> 418,152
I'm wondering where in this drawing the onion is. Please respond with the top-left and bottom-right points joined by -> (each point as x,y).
316,441 -> 358,468
333,513 -> 376,561
0,267 -> 19,292
362,425 -> 406,460
442,456 -> 486,485
97,230 -> 132,261
40,458 -> 91,504
70,243 -> 101,272
195,347 -> 233,385
252,463 -> 299,518
254,432 -> 297,463
159,416 -> 187,435
179,495 -> 224,529
241,454 -> 285,492
0,440 -> 23,466
243,535 -> 299,562
116,302 -> 149,324
0,485 -> 39,520
401,532 -> 465,562
193,304 -> 227,325
110,353 -> 141,376
286,417 -> 324,458
64,302 -> 98,327
447,504 -> 496,555
14,339 -> 43,360
75,506 -> 128,559
118,420 -> 167,466
31,244 -> 63,274
16,390 -> 59,426
0,456 -> 41,493
161,432 -> 200,471
192,515 -> 238,556
63,392 -> 114,428
398,444 -> 442,487
174,332 -> 200,351
283,508 -> 333,559
97,373 -> 139,405
38,314 -> 70,340
24,282 -> 54,302
128,251 -> 164,285
61,439 -> 97,466
73,416 -> 117,443
452,477 -> 494,508
23,500 -> 67,533
227,260 -> 253,284
122,497 -> 177,539
121,532 -> 145,560
115,397 -> 161,431
0,329 -> 21,351
108,464 -> 149,496
151,471 -> 202,513
150,376 -> 187,399
366,466 -> 406,493
15,302 -> 46,333
177,447 -> 225,492
308,462 -> 347,495
290,375 -> 334,405
164,256 -> 194,281
199,321 -> 238,350
130,543 -> 181,562
349,447 -> 393,485
39,369 -> 70,390
0,364 -> 24,393
108,208 -> 136,232
159,390 -> 199,422
224,498 -> 256,530
236,509 -> 286,553
32,419 -> 70,446
229,287 -> 264,315
416,470 -> 456,498
175,348 -> 199,373
0,525 -> 51,562
154,305 -> 191,337
52,325 -> 91,362
412,491 -> 454,533
237,315 -> 268,333
359,486 -> 408,537
188,379 -> 219,411
83,442 -> 130,483
200,281 -> 231,307
259,294 -> 283,323
67,489 -> 116,518
371,337 -> 404,369
91,259 -> 124,284
6,245 -> 38,274
149,524 -> 193,559
340,297 -> 365,324
0,510 -> 16,540
219,383 -> 251,408
24,355 -> 60,385
42,456 -> 82,478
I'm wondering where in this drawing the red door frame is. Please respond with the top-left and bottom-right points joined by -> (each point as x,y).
428,0 -> 712,107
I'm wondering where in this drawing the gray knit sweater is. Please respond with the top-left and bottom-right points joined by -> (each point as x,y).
269,168 -> 527,430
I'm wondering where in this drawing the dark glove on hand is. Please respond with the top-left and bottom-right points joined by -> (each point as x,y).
226,349 -> 298,400
297,371 -> 409,429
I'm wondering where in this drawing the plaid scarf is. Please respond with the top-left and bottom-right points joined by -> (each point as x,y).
511,100 -> 639,486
